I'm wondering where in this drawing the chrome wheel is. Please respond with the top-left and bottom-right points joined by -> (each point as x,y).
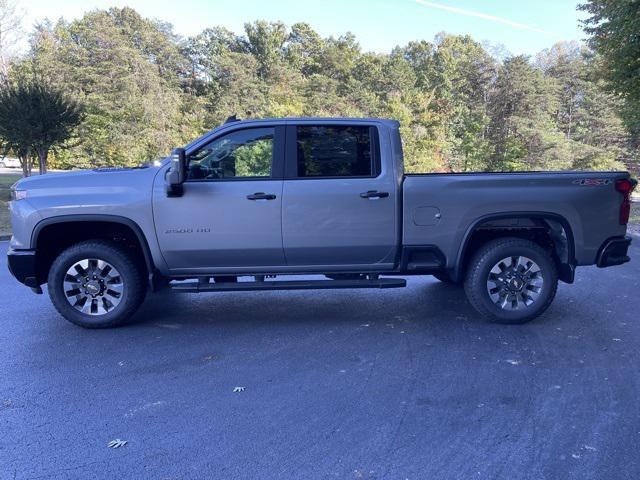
63,259 -> 124,315
486,256 -> 543,310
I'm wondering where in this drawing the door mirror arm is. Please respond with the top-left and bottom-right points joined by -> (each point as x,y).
166,148 -> 186,197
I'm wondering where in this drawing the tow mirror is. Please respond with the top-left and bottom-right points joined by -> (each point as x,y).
166,147 -> 186,197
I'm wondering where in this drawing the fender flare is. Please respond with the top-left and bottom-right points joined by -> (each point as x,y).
31,214 -> 155,274
452,211 -> 576,282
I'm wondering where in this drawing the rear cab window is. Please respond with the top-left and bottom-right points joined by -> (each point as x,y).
291,125 -> 380,178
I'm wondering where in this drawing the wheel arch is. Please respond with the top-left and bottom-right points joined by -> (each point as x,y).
452,212 -> 576,284
31,215 -> 155,284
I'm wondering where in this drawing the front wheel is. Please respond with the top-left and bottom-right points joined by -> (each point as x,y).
464,238 -> 558,324
48,240 -> 147,328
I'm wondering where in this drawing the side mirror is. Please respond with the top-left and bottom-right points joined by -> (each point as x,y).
166,147 -> 186,197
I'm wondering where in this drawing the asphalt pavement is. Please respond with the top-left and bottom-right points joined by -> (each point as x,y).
1,238 -> 639,480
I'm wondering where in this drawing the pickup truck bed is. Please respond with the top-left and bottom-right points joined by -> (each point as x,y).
403,171 -> 628,277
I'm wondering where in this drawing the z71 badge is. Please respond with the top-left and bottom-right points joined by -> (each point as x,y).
572,178 -> 612,186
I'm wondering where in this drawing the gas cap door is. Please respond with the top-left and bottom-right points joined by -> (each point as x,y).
412,206 -> 441,226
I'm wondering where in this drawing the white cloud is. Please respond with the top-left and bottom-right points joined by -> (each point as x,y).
414,0 -> 560,37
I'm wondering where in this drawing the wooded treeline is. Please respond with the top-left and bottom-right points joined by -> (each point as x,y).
4,6 -> 638,173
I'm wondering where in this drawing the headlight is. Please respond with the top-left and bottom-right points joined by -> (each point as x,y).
10,188 -> 27,201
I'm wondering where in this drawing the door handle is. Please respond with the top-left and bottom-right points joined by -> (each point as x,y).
359,190 -> 389,199
247,192 -> 276,201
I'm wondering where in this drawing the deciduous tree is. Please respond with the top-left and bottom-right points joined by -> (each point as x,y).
0,81 -> 83,174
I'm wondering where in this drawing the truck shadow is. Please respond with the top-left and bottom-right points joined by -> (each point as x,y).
129,278 -> 484,330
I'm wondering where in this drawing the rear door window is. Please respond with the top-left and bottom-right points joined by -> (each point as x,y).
295,126 -> 375,178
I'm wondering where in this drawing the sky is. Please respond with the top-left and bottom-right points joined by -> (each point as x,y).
20,0 -> 588,56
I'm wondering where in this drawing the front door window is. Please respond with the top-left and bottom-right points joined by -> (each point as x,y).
187,128 -> 274,180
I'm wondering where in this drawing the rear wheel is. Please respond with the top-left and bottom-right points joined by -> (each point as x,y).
464,237 -> 558,324
48,240 -> 146,328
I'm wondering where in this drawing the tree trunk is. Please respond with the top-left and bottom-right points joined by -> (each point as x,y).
19,147 -> 32,177
20,157 -> 29,177
37,148 -> 48,175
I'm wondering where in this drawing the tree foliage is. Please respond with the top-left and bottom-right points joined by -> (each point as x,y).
0,0 -> 23,83
580,0 -> 640,145
0,80 -> 82,174
1,7 -> 635,174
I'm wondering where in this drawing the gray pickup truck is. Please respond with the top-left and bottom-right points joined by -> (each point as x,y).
7,117 -> 636,328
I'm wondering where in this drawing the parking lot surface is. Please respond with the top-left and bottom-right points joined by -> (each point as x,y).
1,239 -> 639,479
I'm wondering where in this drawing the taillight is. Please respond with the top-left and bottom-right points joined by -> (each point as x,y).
615,178 -> 637,225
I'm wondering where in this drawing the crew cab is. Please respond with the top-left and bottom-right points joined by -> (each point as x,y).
7,117 -> 636,328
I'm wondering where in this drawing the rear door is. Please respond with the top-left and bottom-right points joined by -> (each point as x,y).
281,122 -> 398,269
153,125 -> 286,272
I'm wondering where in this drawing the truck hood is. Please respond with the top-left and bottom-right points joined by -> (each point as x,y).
14,164 -> 165,191
12,164 -> 168,208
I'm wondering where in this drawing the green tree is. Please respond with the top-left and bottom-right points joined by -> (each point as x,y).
8,8 -> 635,175
488,56 -> 561,171
580,0 -> 640,143
15,8 -> 194,168
244,21 -> 287,79
0,0 -> 23,84
0,81 -> 83,175
285,23 -> 324,75
537,41 -> 628,170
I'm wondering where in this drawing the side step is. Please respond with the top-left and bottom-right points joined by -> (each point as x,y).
170,277 -> 407,293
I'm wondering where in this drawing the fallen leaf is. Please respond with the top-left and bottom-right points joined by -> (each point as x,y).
108,439 -> 127,449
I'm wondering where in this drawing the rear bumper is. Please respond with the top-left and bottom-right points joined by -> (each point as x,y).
597,236 -> 632,268
7,248 -> 41,289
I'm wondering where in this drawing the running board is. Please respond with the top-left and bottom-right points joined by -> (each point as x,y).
170,277 -> 407,293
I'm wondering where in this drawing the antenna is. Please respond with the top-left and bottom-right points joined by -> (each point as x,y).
225,115 -> 240,124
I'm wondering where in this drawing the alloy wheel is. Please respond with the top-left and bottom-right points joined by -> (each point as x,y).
486,256 -> 543,310
63,258 -> 124,315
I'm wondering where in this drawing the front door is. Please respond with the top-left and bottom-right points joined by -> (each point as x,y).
153,126 -> 286,272
281,123 -> 398,269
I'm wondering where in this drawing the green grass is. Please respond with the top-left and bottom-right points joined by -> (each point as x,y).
0,173 -> 22,237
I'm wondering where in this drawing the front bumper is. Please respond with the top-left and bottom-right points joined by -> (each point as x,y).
7,248 -> 41,291
597,236 -> 632,268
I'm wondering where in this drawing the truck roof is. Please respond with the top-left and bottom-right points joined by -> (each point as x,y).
224,116 -> 399,127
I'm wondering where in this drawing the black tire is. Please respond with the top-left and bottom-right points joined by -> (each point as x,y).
464,237 -> 558,324
48,240 -> 146,328
432,272 -> 461,285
